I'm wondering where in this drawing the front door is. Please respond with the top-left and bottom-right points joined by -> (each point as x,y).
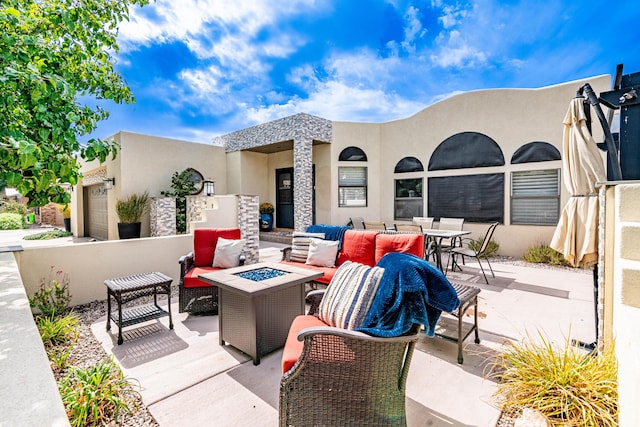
276,168 -> 294,229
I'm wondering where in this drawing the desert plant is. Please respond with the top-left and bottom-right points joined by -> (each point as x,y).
488,334 -> 618,426
115,191 -> 150,223
0,212 -> 25,229
36,313 -> 79,347
29,267 -> 72,317
523,244 -> 571,266
0,200 -> 29,216
24,230 -> 73,240
47,344 -> 74,372
259,202 -> 274,214
161,170 -> 197,233
58,356 -> 140,427
469,238 -> 499,258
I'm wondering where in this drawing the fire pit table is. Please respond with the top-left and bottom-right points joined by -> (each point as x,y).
199,262 -> 323,365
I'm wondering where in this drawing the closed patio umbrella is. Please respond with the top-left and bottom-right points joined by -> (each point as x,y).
550,97 -> 607,268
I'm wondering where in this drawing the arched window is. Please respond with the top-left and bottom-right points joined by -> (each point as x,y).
338,146 -> 367,207
393,157 -> 424,220
394,156 -> 424,173
427,132 -> 505,223
339,146 -> 367,161
428,132 -> 504,170
511,142 -> 561,164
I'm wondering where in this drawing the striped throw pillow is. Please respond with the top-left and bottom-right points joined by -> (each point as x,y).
318,261 -> 385,330
290,232 -> 325,262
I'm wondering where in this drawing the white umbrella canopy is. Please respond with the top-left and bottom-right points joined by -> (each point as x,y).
550,98 -> 607,268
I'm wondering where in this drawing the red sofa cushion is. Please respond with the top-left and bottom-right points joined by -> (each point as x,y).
279,261 -> 336,285
374,232 -> 424,264
193,228 -> 241,267
282,315 -> 328,374
337,230 -> 379,267
183,266 -> 224,288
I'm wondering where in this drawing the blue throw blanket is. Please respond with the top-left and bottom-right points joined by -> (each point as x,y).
357,252 -> 460,337
306,224 -> 350,251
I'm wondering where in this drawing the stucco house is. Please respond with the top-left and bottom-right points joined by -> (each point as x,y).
75,74 -> 611,258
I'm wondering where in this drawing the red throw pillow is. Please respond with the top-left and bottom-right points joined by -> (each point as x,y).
374,233 -> 424,264
337,230 -> 379,267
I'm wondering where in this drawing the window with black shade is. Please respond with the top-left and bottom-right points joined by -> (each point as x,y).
394,178 -> 423,220
339,146 -> 367,161
339,167 -> 367,207
428,174 -> 504,223
511,169 -> 560,225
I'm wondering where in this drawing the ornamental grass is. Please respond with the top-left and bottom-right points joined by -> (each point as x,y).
488,333 -> 618,426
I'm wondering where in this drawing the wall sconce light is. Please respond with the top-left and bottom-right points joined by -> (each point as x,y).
203,179 -> 215,196
103,177 -> 115,190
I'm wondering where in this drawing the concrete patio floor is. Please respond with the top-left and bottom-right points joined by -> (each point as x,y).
90,244 -> 595,427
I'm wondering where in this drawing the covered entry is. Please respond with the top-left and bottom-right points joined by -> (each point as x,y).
83,184 -> 108,240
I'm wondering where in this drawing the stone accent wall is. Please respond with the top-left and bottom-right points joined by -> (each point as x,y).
293,137 -> 313,231
151,197 -> 176,237
186,195 -> 207,234
237,195 -> 260,264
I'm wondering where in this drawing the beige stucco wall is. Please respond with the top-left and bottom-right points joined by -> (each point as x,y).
16,235 -> 192,306
79,131 -> 227,239
329,74 -> 611,257
603,182 -> 640,426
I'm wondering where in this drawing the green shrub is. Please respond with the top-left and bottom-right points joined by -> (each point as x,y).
523,244 -> 571,266
58,357 -> 140,427
24,230 -> 73,240
36,313 -> 79,346
48,344 -> 73,372
29,267 -> 72,317
489,334 -> 618,426
468,238 -> 499,258
0,212 -> 25,230
0,200 -> 29,216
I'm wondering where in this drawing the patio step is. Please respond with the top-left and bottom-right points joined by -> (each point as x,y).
260,229 -> 292,245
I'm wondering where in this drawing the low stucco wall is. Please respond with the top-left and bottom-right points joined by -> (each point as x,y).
0,252 -> 70,427
16,235 -> 192,307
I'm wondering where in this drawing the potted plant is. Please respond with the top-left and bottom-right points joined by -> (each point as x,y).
58,204 -> 71,232
115,191 -> 150,239
259,202 -> 274,231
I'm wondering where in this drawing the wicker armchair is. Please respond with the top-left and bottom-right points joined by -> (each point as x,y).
279,322 -> 420,427
178,228 -> 244,314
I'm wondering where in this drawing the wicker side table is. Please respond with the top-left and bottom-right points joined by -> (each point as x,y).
105,272 -> 174,345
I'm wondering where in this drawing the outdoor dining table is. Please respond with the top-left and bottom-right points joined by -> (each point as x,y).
422,229 -> 471,272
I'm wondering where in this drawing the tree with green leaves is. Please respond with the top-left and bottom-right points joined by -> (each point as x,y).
0,0 -> 148,207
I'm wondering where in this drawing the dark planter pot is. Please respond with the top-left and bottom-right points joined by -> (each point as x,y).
118,222 -> 142,239
260,213 -> 273,231
63,218 -> 71,232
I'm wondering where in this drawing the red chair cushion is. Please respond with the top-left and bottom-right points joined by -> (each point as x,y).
337,230 -> 379,267
193,228 -> 241,267
279,261 -> 335,285
183,266 -> 224,288
374,232 -> 424,264
282,315 -> 328,374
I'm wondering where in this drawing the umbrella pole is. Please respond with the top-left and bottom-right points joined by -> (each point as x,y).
573,264 -> 598,353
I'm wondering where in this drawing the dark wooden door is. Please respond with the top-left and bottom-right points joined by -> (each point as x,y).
276,168 -> 294,229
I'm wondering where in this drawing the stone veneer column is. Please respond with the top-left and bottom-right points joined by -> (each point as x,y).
293,137 -> 313,231
236,195 -> 260,264
150,197 -> 176,236
186,195 -> 207,234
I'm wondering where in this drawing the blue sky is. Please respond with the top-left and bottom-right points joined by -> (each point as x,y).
82,0 -> 640,145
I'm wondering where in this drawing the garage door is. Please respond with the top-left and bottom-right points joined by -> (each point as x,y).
84,184 -> 108,240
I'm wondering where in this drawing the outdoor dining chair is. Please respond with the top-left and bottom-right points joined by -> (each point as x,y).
438,217 -> 465,268
394,223 -> 423,232
349,216 -> 365,229
412,216 -> 434,230
363,221 -> 387,230
446,222 -> 499,284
